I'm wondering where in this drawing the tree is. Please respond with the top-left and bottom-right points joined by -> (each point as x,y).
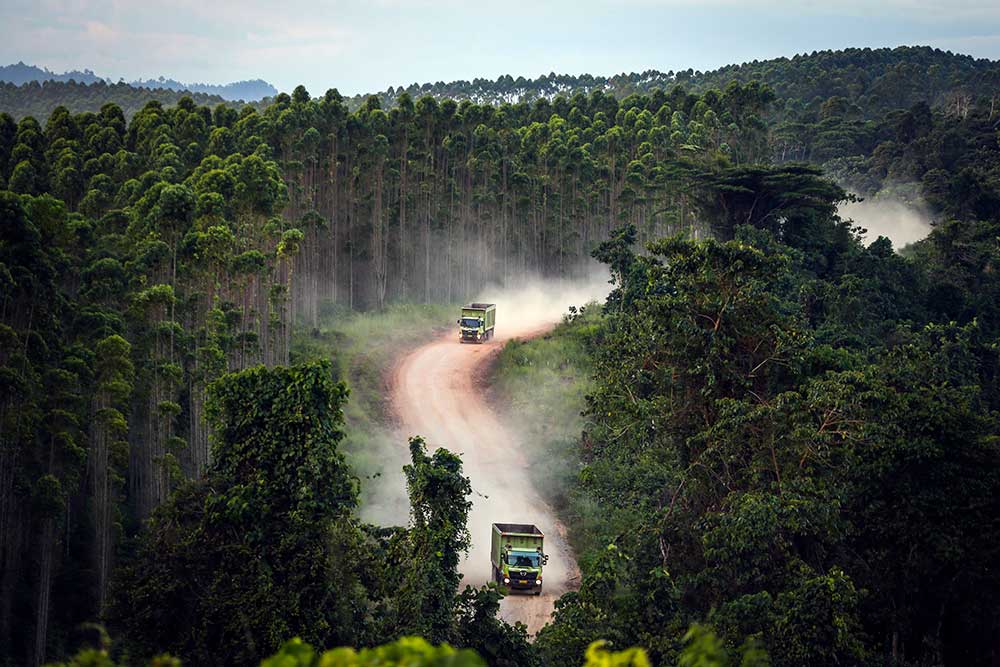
108,361 -> 365,664
400,436 -> 472,643
89,335 -> 133,614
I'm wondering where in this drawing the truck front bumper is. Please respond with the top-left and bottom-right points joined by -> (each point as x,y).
506,577 -> 542,591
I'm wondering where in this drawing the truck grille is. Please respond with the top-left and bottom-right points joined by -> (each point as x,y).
509,570 -> 534,582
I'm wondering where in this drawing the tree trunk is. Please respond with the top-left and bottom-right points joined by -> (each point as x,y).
31,518 -> 55,667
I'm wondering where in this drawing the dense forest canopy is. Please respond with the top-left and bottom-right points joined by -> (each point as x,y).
1,43 -> 1000,666
354,46 -> 1000,116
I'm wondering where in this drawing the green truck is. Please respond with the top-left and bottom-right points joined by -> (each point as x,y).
491,523 -> 548,594
458,303 -> 496,343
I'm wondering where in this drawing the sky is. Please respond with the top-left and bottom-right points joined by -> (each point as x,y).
1,0 -> 999,96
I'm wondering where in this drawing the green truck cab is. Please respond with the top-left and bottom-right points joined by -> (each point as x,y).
458,303 -> 496,343
491,523 -> 548,595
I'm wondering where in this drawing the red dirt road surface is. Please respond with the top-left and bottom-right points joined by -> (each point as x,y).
392,321 -> 580,635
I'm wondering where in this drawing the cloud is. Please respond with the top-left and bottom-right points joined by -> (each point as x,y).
83,19 -> 117,42
609,0 -> 1000,20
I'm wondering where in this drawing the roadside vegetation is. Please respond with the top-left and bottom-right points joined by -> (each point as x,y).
291,302 -> 455,512
490,305 -> 606,558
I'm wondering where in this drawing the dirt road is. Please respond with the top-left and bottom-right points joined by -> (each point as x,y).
392,322 -> 579,635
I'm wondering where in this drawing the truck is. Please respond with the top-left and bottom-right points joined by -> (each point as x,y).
458,303 -> 496,343
491,523 -> 548,595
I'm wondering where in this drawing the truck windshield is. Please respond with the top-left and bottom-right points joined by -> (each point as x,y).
461,318 -> 481,328
507,551 -> 540,568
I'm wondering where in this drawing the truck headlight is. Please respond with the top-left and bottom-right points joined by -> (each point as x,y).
503,577 -> 510,584
536,579 -> 542,585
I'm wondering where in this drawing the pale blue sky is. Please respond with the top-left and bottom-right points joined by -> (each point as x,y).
1,1 -> 999,96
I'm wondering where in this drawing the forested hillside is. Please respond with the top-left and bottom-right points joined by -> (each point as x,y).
125,77 -> 276,102
5,46 -> 999,124
354,46 -> 1000,117
2,42 -> 1000,666
0,80 -> 237,121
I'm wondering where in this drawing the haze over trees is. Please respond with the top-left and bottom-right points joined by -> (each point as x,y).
0,80 -> 237,121
1,62 -> 278,101
1,44 -> 999,666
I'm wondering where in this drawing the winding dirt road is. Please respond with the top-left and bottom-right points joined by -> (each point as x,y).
392,321 -> 580,634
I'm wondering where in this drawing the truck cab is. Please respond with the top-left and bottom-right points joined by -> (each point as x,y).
459,315 -> 485,341
501,547 -> 545,592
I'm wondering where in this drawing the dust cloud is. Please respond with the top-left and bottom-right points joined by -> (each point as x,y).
359,268 -> 611,529
471,266 -> 611,336
364,271 -> 611,631
839,196 -> 933,249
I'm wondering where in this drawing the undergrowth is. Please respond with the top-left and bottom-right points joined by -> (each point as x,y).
490,303 -> 605,557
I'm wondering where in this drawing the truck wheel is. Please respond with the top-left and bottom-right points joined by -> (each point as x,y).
534,590 -> 541,596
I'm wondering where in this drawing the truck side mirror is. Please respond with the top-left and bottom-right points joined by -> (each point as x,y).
456,319 -> 461,324
543,555 -> 549,565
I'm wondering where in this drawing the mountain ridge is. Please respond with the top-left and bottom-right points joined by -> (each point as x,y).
341,45 -> 1000,114
4,45 -> 1000,120
0,61 -> 277,101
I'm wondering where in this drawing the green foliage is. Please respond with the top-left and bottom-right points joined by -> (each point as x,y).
204,362 -> 358,522
675,626 -> 767,667
400,436 -> 473,643
449,586 -> 537,667
535,198 -> 1000,666
48,636 -> 483,667
584,641 -> 650,667
289,302 -> 455,513
262,637 -> 485,667
491,305 -> 603,552
50,630 -> 764,667
108,362 -> 367,665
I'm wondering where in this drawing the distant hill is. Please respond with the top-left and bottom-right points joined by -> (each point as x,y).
0,62 -> 104,85
127,77 -> 277,102
347,46 -> 1000,116
0,61 -> 277,101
